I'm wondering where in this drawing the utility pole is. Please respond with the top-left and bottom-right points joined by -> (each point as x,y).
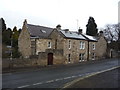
77,19 -> 79,30
10,37 -> 12,60
10,32 -> 14,60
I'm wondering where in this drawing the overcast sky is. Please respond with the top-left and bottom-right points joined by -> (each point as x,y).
0,0 -> 119,33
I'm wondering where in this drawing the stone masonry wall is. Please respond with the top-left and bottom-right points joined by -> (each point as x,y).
38,49 -> 64,66
89,42 -> 97,60
63,39 -> 88,64
18,22 -> 31,58
96,37 -> 107,59
36,39 -> 52,55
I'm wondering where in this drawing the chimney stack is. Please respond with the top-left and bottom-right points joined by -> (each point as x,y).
78,27 -> 82,34
99,31 -> 104,37
56,24 -> 61,30
64,29 -> 69,33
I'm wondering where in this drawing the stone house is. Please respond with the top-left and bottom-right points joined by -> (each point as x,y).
18,20 -> 107,66
82,31 -> 107,60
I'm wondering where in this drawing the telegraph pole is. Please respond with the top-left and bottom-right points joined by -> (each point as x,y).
10,32 -> 14,60
77,19 -> 79,30
10,36 -> 12,60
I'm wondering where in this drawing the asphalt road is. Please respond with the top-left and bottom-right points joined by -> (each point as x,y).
63,67 -> 120,88
2,58 -> 119,89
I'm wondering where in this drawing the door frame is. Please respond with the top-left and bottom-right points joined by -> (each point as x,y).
47,53 -> 53,65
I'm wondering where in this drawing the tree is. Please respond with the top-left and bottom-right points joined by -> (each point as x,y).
103,23 -> 120,51
12,26 -> 21,58
103,23 -> 120,42
1,18 -> 6,32
86,17 -> 98,36
18,28 -> 22,34
12,26 -> 19,47
2,28 -> 12,45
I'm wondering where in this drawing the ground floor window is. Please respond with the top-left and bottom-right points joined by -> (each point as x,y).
79,53 -> 85,62
68,54 -> 71,63
92,53 -> 95,60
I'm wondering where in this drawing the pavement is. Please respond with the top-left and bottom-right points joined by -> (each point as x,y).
2,58 -> 120,89
62,67 -> 120,89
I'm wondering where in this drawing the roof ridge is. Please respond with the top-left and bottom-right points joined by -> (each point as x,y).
27,24 -> 53,29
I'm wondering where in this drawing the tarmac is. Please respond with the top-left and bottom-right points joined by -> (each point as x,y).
62,67 -> 119,89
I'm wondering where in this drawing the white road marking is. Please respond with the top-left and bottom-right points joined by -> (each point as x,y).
46,80 -> 54,83
18,85 -> 30,88
71,75 -> 77,78
17,66 -> 120,88
63,66 -> 120,88
33,82 -> 43,85
78,74 -> 82,76
64,77 -> 71,80
55,78 -> 63,81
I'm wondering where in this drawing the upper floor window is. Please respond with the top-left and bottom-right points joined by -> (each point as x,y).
48,41 -> 51,48
80,41 -> 85,49
92,43 -> 95,50
55,39 -> 57,49
68,40 -> 71,49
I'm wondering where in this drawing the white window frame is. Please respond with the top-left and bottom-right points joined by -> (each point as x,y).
80,41 -> 85,49
83,42 -> 85,49
48,41 -> 51,48
79,53 -> 85,62
68,40 -> 71,49
92,43 -> 95,50
92,53 -> 95,60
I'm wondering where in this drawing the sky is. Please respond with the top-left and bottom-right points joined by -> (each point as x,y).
0,0 -> 119,33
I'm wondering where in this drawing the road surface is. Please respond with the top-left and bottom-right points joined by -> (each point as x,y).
63,67 -> 119,88
2,58 -> 119,89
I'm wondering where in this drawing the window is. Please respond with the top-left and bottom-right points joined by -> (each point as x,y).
48,41 -> 51,48
41,30 -> 46,33
55,39 -> 57,49
79,53 -> 85,62
80,41 -> 85,49
92,53 -> 95,60
68,54 -> 71,63
92,43 -> 95,50
68,40 -> 71,49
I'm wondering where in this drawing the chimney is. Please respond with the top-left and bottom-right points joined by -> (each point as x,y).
64,29 -> 69,33
56,24 -> 61,30
22,19 -> 27,29
78,27 -> 82,34
99,31 -> 104,37
23,19 -> 27,25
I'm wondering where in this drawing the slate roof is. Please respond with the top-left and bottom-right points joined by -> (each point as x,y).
82,34 -> 98,41
26,24 -> 98,41
60,30 -> 87,40
27,24 -> 53,38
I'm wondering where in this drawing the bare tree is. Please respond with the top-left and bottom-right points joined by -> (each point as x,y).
103,23 -> 120,42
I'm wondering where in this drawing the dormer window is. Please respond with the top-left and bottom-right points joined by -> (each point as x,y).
41,30 -> 46,33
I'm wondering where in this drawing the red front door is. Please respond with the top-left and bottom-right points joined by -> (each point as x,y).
48,53 -> 53,65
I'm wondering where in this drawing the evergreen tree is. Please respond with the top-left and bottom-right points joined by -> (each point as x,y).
12,26 -> 19,47
18,28 -> 22,34
86,17 -> 98,36
12,26 -> 21,58
2,28 -> 12,45
1,18 -> 6,32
